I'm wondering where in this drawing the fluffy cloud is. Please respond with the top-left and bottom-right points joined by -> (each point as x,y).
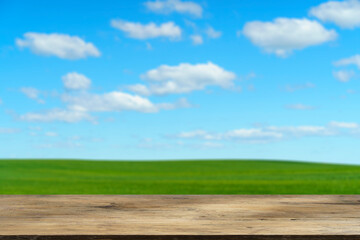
63,92 -> 191,113
333,70 -> 355,82
144,0 -> 203,17
309,0 -> 360,29
175,128 -> 283,143
129,62 -> 236,95
20,91 -> 190,123
242,18 -> 337,57
190,34 -> 203,45
0,128 -> 20,134
19,67 -> 194,123
19,74 -> 191,123
111,20 -> 181,40
146,42 -> 153,50
127,84 -> 152,96
174,121 -> 359,143
16,33 -> 100,60
176,130 -> 220,140
19,109 -> 94,123
62,72 -> 91,90
266,126 -> 332,137
20,87 -> 44,104
156,98 -> 192,110
334,55 -> 360,69
284,82 -> 315,92
285,104 -> 315,110
225,129 -> 283,142
205,26 -> 222,39
45,132 -> 58,137
62,92 -> 160,113
329,121 -> 359,128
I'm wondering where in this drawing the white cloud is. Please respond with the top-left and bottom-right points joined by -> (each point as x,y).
334,55 -> 360,69
309,0 -> 360,29
176,130 -> 220,140
144,0 -> 203,17
19,76 -> 190,123
63,92 -> 189,113
19,109 -> 94,123
29,126 -> 42,131
245,72 -> 257,80
127,84 -> 151,96
28,126 -> 41,136
225,129 -> 283,142
62,72 -> 91,90
65,91 -> 191,113
190,34 -> 203,45
174,122 -> 358,143
333,70 -> 355,82
21,87 -> 39,99
111,20 -> 181,40
175,128 -> 283,143
285,104 -> 315,110
156,97 -> 193,110
16,33 -> 100,60
146,42 -> 153,50
205,26 -> 222,38
284,82 -> 315,92
45,132 -> 58,137
266,126 -> 333,137
184,19 -> 197,30
0,128 -> 20,134
62,91 -> 160,113
19,93 -> 185,122
330,121 -> 359,128
129,62 -> 236,95
20,87 -> 44,104
242,18 -> 337,57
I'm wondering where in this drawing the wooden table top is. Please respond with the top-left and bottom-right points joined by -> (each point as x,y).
1,195 -> 360,239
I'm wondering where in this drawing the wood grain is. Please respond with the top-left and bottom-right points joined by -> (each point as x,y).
1,195 -> 360,239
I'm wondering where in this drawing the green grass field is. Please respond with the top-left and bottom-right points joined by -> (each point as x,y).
1,159 -> 360,194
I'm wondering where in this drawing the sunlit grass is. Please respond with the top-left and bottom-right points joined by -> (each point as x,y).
1,159 -> 359,194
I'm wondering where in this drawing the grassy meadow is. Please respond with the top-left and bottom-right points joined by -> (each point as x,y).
1,159 -> 360,194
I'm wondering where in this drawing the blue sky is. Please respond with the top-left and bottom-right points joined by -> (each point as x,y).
1,0 -> 360,163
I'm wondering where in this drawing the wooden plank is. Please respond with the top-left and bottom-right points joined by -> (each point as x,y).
0,195 -> 360,239
1,236 -> 360,240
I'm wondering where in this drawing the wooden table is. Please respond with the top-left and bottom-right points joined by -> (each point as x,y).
1,195 -> 360,239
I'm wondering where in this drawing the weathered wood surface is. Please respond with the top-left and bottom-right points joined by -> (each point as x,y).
0,195 -> 360,239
